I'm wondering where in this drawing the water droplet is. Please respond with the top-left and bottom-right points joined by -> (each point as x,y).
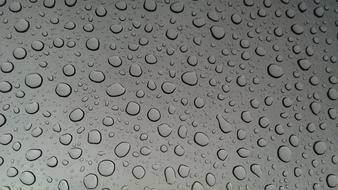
25,73 -> 43,88
86,37 -> 100,51
267,64 -> 284,78
164,167 -> 176,185
0,81 -> 12,93
210,26 -> 225,40
87,129 -> 102,144
25,148 -> 42,161
55,83 -> 72,97
233,165 -> 246,180
98,160 -> 115,177
106,83 -> 126,97
58,179 -> 70,190
143,0 -> 156,12
161,82 -> 176,94
89,70 -> 105,83
277,145 -> 292,163
191,181 -> 204,190
147,108 -> 161,122
313,141 -> 327,155
0,113 -> 6,127
83,173 -> 98,189
216,114 -> 232,133
205,173 -> 216,187
19,171 -> 36,185
327,174 -> 338,188
114,142 -> 131,158
132,165 -> 146,179
125,101 -> 140,116
181,71 -> 198,86
69,108 -> 85,122
14,19 -> 30,32
194,132 -> 209,146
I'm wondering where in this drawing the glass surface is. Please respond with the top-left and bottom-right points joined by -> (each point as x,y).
0,0 -> 338,189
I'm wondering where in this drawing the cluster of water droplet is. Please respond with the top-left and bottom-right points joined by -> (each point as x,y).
0,0 -> 337,189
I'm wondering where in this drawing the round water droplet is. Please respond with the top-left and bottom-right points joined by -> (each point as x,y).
145,54 -> 157,64
313,141 -> 327,155
19,171 -> 36,185
132,165 -> 146,179
210,26 -> 225,40
9,1 -> 22,12
31,40 -> 44,51
205,173 -> 216,187
86,37 -> 100,51
125,101 -> 140,116
13,47 -> 27,59
1,62 -> 14,73
14,19 -> 30,32
327,174 -> 338,188
241,111 -> 253,123
69,108 -> 84,122
297,59 -> 312,70
58,179 -> 70,190
25,148 -> 42,161
102,116 -> 114,127
63,64 -> 76,76
25,73 -> 43,88
7,167 -> 18,177
166,29 -> 179,40
129,64 -> 142,77
191,181 -> 204,190
115,1 -> 127,10
0,81 -> 12,93
291,24 -> 304,35
217,149 -> 228,161
267,64 -> 284,78
327,88 -> 338,100
0,133 -> 13,145
89,70 -> 105,83
59,133 -> 73,146
147,108 -> 161,122
161,82 -> 176,94
55,83 -> 72,97
83,173 -> 98,189
157,123 -> 172,137
310,102 -> 321,115
110,24 -> 123,34
231,14 -> 242,24
64,0 -> 76,7
181,71 -> 198,86
68,147 -> 82,159
98,160 -> 115,177
170,2 -> 184,13
106,83 -> 126,97
87,129 -> 102,144
194,132 -> 209,146
47,156 -> 58,167
25,102 -> 39,114
277,145 -> 292,163
233,165 -> 246,180
114,142 -> 131,158
108,56 -> 122,67
143,0 -> 156,12
43,0 -> 55,8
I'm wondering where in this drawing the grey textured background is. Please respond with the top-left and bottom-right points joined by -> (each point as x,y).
0,0 -> 337,189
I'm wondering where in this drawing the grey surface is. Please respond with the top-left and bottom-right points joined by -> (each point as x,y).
0,0 -> 338,189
